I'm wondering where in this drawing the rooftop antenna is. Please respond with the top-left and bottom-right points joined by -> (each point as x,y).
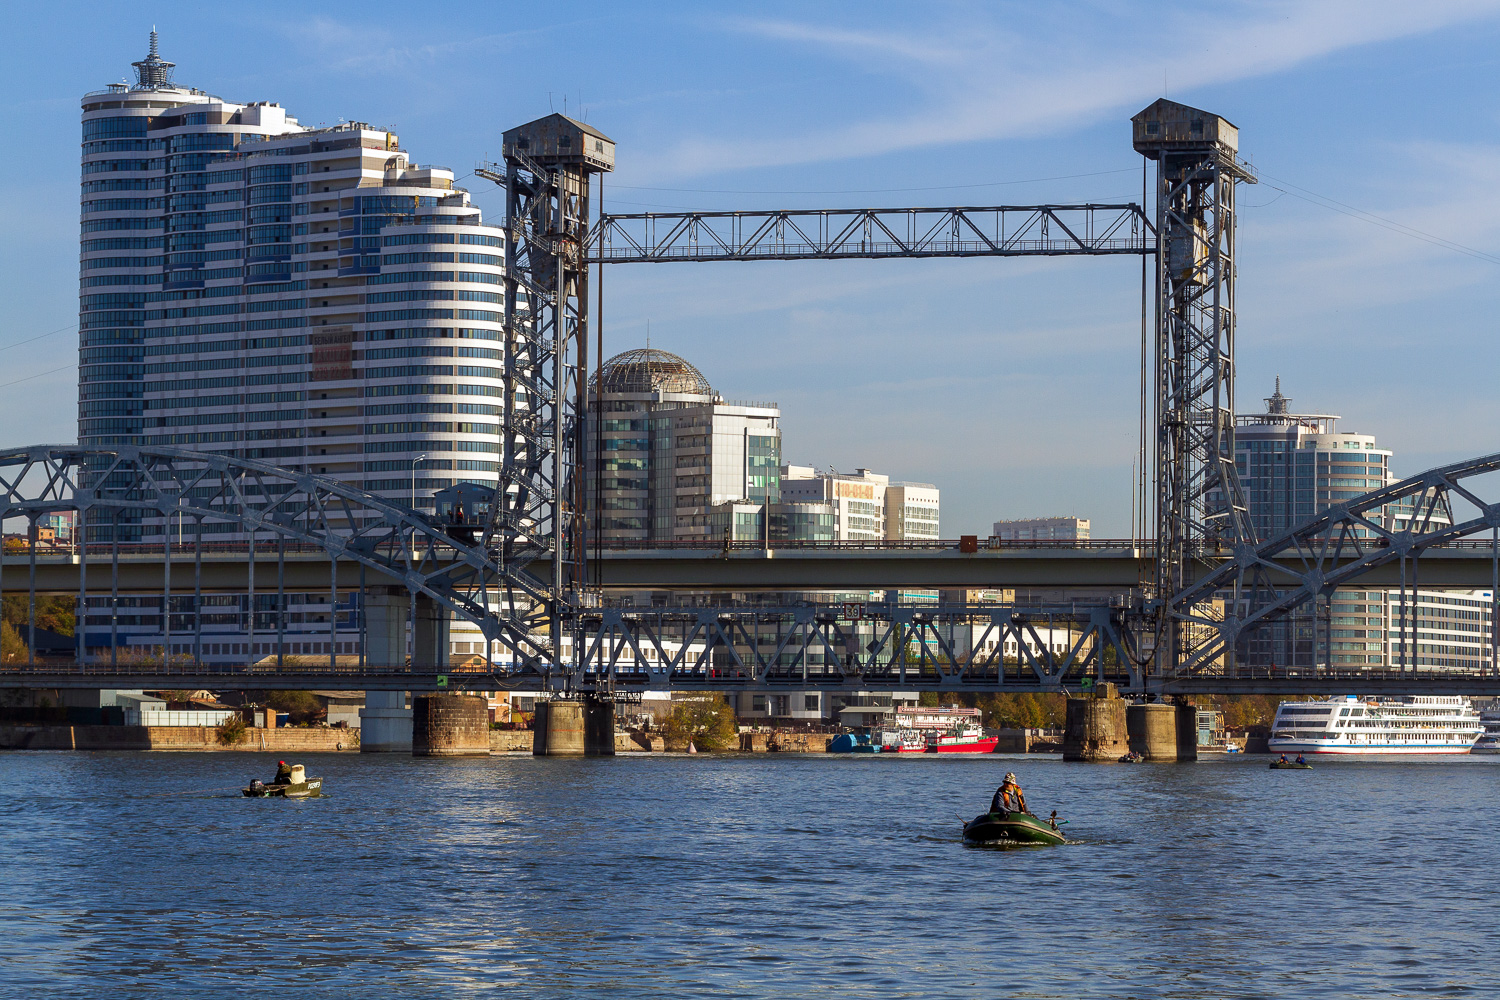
132,26 -> 175,89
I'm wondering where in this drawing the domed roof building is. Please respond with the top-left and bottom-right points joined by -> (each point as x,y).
594,348 -> 716,398
587,346 -> 780,542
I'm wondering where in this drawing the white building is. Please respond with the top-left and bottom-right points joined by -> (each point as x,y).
781,467 -> 888,540
991,516 -> 1090,541
885,483 -> 940,540
78,34 -> 520,662
80,34 -> 508,517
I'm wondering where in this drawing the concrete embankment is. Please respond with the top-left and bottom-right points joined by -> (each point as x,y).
0,724 -> 357,752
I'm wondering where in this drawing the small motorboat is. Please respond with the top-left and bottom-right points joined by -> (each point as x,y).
962,810 -> 1067,846
1269,760 -> 1313,770
243,763 -> 323,798
1118,751 -> 1145,763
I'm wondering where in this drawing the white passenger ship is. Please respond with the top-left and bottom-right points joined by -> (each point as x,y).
1473,708 -> 1500,754
1268,696 -> 1481,755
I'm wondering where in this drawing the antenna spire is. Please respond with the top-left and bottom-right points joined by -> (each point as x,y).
132,28 -> 175,89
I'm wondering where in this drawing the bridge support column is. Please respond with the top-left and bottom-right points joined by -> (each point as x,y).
413,594 -> 449,671
360,590 -> 410,752
412,693 -> 490,756
533,697 -> 616,756
1127,703 -> 1179,760
1175,701 -> 1199,762
1064,683 -> 1128,761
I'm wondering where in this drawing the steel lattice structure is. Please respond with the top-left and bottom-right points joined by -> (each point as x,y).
0,445 -> 555,675
5,446 -> 1500,694
586,205 -> 1152,262
1169,453 -> 1500,678
474,117 -> 612,685
1132,101 -> 1258,672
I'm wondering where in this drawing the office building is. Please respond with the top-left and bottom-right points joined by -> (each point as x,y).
885,483 -> 940,540
589,348 -> 780,543
991,516 -> 1090,541
77,34 -> 513,661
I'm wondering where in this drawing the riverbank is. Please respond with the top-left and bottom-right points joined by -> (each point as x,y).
0,724 -> 357,752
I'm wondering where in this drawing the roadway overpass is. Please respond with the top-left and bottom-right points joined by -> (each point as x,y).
9,539 -> 1500,593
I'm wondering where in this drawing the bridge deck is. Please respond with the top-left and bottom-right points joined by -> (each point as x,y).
6,540 -> 1499,591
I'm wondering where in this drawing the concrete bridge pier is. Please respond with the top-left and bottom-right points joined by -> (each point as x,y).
413,693 -> 490,756
359,589 -> 411,752
533,697 -> 616,756
1063,683 -> 1128,761
1126,702 -> 1179,760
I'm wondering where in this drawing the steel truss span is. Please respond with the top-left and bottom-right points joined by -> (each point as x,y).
1169,453 -> 1500,680
0,445 -> 558,678
587,205 -> 1154,263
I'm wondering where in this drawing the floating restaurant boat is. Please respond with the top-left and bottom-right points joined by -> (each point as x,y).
1268,696 -> 1481,755
962,810 -> 1067,846
242,764 -> 323,798
878,729 -> 928,753
926,720 -> 1001,753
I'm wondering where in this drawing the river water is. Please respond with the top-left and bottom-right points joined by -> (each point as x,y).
1,750 -> 1495,998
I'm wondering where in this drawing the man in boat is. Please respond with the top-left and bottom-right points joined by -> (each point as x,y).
1278,753 -> 1289,764
1295,754 -> 1307,765
273,760 -> 293,785
990,773 -> 1027,815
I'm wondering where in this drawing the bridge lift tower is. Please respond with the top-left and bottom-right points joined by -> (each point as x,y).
477,100 -> 1258,688
1131,101 -> 1257,674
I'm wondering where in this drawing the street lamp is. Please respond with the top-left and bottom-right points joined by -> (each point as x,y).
410,453 -> 429,511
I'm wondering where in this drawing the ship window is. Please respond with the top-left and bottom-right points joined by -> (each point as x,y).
1340,708 -> 1350,716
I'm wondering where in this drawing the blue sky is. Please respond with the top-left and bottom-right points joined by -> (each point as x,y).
6,1 -> 1500,536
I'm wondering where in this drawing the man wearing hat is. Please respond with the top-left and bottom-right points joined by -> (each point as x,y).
990,773 -> 1026,815
273,760 -> 293,785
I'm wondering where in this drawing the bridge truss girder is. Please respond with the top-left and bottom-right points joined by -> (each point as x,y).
1168,453 -> 1500,679
587,204 -> 1152,263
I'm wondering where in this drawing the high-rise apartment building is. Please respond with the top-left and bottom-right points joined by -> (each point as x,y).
588,348 -> 780,543
1226,381 -> 1485,672
76,35 -> 516,663
79,35 -> 508,533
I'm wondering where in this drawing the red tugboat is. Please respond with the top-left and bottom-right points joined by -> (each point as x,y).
926,720 -> 1000,753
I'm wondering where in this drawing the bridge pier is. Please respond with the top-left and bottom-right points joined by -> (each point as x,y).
412,694 -> 490,756
533,697 -> 616,756
1126,703 -> 1178,760
360,590 -> 410,752
1063,684 -> 1128,761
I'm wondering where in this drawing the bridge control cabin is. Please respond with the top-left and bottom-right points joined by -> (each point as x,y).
1131,98 -> 1238,157
502,113 -> 615,172
432,483 -> 496,544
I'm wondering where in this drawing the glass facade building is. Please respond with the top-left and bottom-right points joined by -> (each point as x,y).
588,348 -> 781,543
1226,382 -> 1486,672
75,36 -> 510,662
79,36 -> 508,533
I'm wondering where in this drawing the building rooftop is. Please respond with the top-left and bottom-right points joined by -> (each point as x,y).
596,348 -> 714,396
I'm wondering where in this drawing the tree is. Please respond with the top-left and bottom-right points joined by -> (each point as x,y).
0,621 -> 24,662
662,696 -> 738,750
0,594 -> 75,637
265,690 -> 324,724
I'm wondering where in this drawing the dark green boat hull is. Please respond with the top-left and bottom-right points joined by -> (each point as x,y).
1269,762 -> 1312,769
963,811 -> 1066,845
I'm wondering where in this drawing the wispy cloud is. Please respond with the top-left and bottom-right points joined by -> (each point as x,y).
650,1 -> 1500,176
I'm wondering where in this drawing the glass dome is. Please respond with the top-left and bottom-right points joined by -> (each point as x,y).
595,348 -> 713,396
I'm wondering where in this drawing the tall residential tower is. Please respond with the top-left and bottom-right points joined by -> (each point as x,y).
79,33 -> 508,536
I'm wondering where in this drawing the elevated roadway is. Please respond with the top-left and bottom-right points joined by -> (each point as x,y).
8,540 -> 1500,593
